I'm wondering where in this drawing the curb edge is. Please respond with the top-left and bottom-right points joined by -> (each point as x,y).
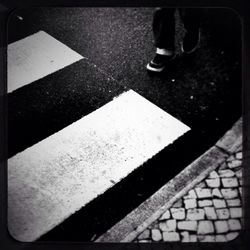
96,117 -> 242,242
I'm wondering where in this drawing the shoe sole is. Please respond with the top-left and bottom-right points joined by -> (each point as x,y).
146,63 -> 165,73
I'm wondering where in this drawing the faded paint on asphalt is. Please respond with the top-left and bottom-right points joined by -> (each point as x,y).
8,90 -> 190,242
8,30 -> 83,93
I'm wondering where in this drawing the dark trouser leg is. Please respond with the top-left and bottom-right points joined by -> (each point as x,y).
152,8 -> 176,51
179,8 -> 202,53
179,8 -> 201,34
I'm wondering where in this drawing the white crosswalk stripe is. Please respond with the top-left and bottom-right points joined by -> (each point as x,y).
7,30 -> 83,93
8,32 -> 191,242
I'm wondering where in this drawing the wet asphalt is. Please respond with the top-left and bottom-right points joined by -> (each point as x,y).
7,8 -> 242,241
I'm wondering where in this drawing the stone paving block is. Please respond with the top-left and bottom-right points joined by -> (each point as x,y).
236,152 -> 242,160
198,235 -> 215,242
226,232 -> 239,241
197,221 -> 214,234
226,199 -> 241,207
213,199 -> 227,208
189,235 -> 197,242
172,199 -> 183,208
214,220 -> 229,234
215,235 -> 228,242
221,188 -> 239,199
219,162 -> 228,170
162,232 -> 180,242
138,239 -> 151,242
151,229 -> 162,241
221,178 -> 238,188
183,190 -> 197,199
187,208 -> 205,220
239,187 -> 242,196
228,219 -> 241,231
216,209 -> 230,219
236,144 -> 242,152
212,188 -> 223,198
198,200 -> 213,207
204,207 -> 217,220
235,169 -> 242,178
159,210 -> 170,220
159,221 -> 167,231
170,208 -> 185,220
208,171 -> 219,179
227,155 -> 235,162
181,231 -> 190,242
239,179 -> 242,186
195,188 -> 212,198
159,219 -> 177,232
229,207 -> 242,218
138,229 -> 150,240
177,221 -> 198,231
205,178 -> 220,188
218,169 -> 235,178
228,160 -> 242,169
184,199 -> 197,209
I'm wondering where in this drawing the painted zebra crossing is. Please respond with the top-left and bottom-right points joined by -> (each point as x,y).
8,31 -> 83,93
8,31 -> 191,242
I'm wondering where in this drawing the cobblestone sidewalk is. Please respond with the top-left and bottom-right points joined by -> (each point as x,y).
134,146 -> 243,243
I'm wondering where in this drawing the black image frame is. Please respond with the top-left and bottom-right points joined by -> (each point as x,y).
0,0 -> 250,250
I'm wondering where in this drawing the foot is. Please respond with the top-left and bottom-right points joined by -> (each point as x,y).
181,29 -> 201,54
146,54 -> 174,73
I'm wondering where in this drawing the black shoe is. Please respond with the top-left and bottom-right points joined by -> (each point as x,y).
181,29 -> 201,54
146,54 -> 173,73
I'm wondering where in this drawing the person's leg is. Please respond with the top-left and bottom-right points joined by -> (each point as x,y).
147,8 -> 176,72
179,8 -> 202,53
153,7 -> 176,54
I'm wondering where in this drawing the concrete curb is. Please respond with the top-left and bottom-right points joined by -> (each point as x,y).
95,117 -> 242,242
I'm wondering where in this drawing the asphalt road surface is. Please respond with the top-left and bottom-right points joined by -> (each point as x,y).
7,7 -> 241,242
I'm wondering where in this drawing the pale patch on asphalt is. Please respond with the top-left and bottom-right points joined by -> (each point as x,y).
8,90 -> 190,242
7,30 -> 83,93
